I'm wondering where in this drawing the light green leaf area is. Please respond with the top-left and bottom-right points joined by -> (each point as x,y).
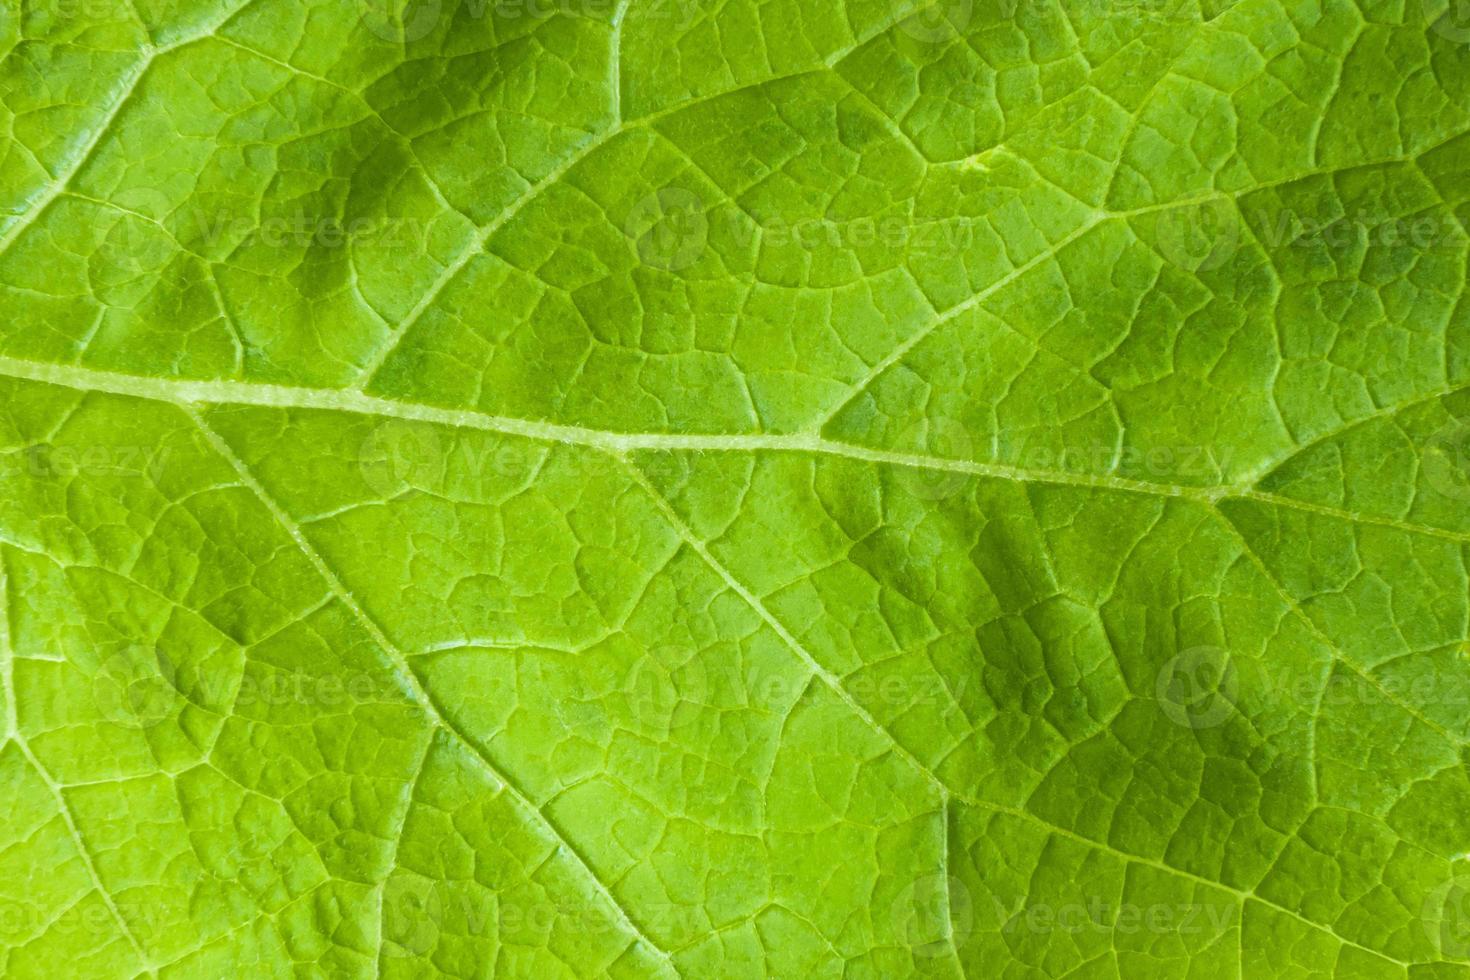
2,0 -> 1470,975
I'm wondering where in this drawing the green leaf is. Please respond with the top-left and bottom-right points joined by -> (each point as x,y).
1,0 -> 1469,976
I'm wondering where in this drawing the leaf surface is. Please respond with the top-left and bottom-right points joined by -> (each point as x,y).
2,0 -> 1470,975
